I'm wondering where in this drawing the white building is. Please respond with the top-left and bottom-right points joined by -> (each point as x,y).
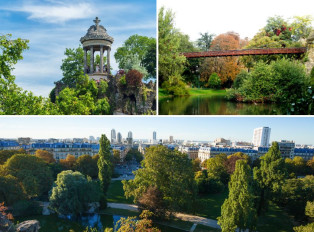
117,132 -> 122,144
153,131 -> 157,141
253,127 -> 271,147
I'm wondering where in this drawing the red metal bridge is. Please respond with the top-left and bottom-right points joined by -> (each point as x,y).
183,47 -> 307,58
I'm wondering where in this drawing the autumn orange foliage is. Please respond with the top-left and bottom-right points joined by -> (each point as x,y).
200,32 -> 247,87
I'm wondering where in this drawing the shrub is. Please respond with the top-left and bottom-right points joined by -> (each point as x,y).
161,74 -> 189,96
207,72 -> 221,89
119,75 -> 127,86
126,70 -> 143,88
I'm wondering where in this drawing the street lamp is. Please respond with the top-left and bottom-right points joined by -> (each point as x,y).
195,65 -> 200,89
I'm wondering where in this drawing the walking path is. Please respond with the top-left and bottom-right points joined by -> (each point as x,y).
107,203 -> 221,229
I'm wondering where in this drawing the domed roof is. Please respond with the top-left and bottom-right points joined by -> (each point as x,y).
80,17 -> 114,44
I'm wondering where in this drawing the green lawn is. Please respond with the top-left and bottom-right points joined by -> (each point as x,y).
107,180 -> 134,204
257,203 -> 295,232
107,181 -> 295,232
158,88 -> 227,98
188,88 -> 227,96
193,189 -> 229,220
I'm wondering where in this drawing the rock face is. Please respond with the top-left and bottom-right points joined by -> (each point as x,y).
16,220 -> 40,232
107,74 -> 156,115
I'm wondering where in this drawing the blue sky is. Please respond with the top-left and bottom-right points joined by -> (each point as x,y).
0,117 -> 313,145
0,0 -> 156,97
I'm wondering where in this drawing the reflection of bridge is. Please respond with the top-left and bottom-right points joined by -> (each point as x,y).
183,47 -> 307,58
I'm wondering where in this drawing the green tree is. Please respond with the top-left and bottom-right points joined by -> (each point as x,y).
60,47 -> 84,88
0,34 -> 29,79
294,201 -> 314,232
123,146 -> 197,217
98,134 -> 113,194
218,160 -> 257,232
0,149 -> 25,165
197,32 -> 215,51
253,142 -> 287,214
115,210 -> 160,232
207,72 -> 221,89
75,155 -> 98,179
2,154 -> 53,198
278,175 -> 314,220
0,175 -> 25,205
206,154 -> 229,184
291,15 -> 313,41
114,34 -> 156,78
49,170 -> 101,216
113,150 -> 121,163
158,7 -> 187,94
0,34 -> 58,115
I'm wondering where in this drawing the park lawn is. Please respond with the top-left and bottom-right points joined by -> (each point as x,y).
193,189 -> 229,220
188,88 -> 227,96
257,202 -> 294,232
107,180 -> 134,204
158,88 -> 171,97
158,88 -> 227,98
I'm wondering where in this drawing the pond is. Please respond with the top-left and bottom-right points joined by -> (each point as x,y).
159,95 -> 282,115
15,214 -> 185,232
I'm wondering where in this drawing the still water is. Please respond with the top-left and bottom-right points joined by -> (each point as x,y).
159,95 -> 282,115
16,214 -> 184,232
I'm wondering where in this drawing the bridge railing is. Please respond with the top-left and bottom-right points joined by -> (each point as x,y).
183,47 -> 307,58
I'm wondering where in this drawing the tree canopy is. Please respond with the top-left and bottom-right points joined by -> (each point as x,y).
49,170 -> 101,216
123,145 -> 197,217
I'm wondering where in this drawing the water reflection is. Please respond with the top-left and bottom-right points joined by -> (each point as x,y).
159,95 -> 282,115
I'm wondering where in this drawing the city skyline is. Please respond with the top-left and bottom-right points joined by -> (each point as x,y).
0,117 -> 313,145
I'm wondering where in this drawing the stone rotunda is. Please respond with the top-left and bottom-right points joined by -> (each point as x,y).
80,17 -> 114,80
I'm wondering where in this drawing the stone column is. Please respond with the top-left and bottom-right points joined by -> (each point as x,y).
83,48 -> 87,74
90,46 -> 94,73
100,46 -> 104,73
107,48 -> 111,75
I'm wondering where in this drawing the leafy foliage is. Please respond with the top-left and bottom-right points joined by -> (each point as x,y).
115,210 -> 160,232
253,142 -> 287,214
218,160 -> 257,232
0,175 -> 25,205
35,150 -> 55,163
49,170 -> 101,216
126,69 -> 143,89
123,145 -> 197,217
2,154 -> 53,198
158,7 -> 187,95
114,34 -> 156,78
98,134 -> 113,195
277,176 -> 314,220
197,32 -> 215,51
75,155 -> 99,179
207,72 -> 221,89
200,32 -> 243,87
230,59 -> 312,114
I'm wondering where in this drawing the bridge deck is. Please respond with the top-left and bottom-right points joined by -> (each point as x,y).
183,47 -> 307,58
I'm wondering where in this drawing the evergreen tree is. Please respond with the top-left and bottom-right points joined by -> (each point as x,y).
253,142 -> 287,214
98,134 -> 112,194
218,160 -> 257,232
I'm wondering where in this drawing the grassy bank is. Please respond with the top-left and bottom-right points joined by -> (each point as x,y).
159,88 -> 227,98
107,180 -> 133,204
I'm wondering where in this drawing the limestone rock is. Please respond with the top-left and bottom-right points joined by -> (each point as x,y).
16,220 -> 40,232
